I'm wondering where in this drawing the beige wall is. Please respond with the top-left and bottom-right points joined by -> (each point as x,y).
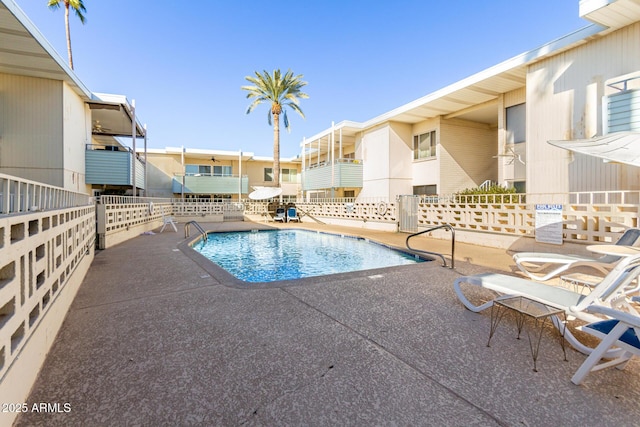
145,153 -> 182,197
439,118 -> 497,194
411,117 -> 440,192
526,22 -> 640,193
144,152 -> 301,198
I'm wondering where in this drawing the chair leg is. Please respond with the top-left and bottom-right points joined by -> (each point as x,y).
571,322 -> 629,385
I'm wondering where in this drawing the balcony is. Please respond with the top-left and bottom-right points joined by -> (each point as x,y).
85,144 -> 145,189
303,159 -> 363,191
172,174 -> 249,195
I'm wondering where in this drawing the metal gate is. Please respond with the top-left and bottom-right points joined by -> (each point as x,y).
397,195 -> 419,233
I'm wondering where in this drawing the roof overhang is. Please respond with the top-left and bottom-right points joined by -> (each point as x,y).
89,93 -> 146,138
0,0 -> 91,99
579,0 -> 640,29
146,147 -> 303,163
548,131 -> 640,167
302,23 -> 608,150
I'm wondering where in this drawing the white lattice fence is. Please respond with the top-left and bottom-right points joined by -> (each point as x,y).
294,201 -> 397,222
419,202 -> 535,235
0,205 -> 95,384
418,201 -> 639,244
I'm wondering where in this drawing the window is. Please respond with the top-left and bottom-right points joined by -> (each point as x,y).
413,131 -> 437,159
413,185 -> 437,196
281,168 -> 297,183
213,165 -> 232,176
344,190 -> 355,198
185,164 -> 211,176
512,181 -> 526,193
506,103 -> 526,143
264,168 -> 273,182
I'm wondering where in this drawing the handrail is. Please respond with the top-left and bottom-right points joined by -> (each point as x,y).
405,224 -> 455,269
185,220 -> 208,241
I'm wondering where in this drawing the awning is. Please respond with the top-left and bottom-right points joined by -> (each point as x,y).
548,131 -> 640,167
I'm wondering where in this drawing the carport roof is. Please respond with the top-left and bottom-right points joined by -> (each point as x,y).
0,0 -> 91,99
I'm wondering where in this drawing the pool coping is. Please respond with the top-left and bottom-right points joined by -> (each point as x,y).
178,227 -> 440,289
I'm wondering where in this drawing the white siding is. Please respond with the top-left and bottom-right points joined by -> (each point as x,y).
63,83 -> 91,193
388,122 -> 413,197
527,22 -> 640,193
358,125 -> 390,198
0,74 -> 63,186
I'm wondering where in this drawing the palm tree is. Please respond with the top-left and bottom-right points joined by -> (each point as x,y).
48,0 -> 86,70
242,69 -> 309,187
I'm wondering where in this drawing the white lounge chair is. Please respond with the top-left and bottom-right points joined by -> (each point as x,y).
160,214 -> 178,232
513,228 -> 640,281
274,207 -> 286,222
453,254 -> 640,355
571,304 -> 640,385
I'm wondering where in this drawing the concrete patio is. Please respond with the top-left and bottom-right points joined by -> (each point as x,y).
14,221 -> 640,426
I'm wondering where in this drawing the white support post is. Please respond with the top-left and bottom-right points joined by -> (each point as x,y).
131,99 -> 136,197
331,121 -> 335,197
143,124 -> 147,197
238,150 -> 242,200
181,145 -> 185,200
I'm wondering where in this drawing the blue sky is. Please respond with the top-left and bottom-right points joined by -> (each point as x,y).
14,0 -> 589,158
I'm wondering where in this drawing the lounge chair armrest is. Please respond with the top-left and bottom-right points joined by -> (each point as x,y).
586,305 -> 640,328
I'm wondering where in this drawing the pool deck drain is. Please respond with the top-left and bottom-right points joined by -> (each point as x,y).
14,220 -> 640,426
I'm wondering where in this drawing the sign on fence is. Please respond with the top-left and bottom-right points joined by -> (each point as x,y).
535,204 -> 563,245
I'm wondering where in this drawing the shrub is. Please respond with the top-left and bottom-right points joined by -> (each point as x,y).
455,185 -> 521,203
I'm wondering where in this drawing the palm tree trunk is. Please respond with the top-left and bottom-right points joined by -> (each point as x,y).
273,113 -> 281,187
64,4 -> 74,69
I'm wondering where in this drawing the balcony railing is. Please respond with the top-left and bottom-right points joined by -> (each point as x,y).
85,144 -> 145,188
172,174 -> 249,194
303,159 -> 363,191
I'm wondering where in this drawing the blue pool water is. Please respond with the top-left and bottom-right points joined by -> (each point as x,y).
193,229 -> 424,283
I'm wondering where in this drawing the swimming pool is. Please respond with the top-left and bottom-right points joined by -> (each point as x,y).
193,229 -> 425,283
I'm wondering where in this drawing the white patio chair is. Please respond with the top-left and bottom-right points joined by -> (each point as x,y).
453,254 -> 640,355
571,304 -> 640,385
160,214 -> 178,232
512,228 -> 640,281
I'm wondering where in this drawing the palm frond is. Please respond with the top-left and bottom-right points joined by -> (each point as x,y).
283,110 -> 290,132
241,68 -> 308,127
